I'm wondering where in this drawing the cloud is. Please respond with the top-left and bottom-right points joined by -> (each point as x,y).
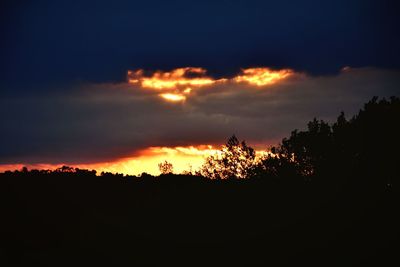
1,67 -> 399,165
126,67 -> 294,101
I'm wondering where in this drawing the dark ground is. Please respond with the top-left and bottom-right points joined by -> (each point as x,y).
1,171 -> 399,266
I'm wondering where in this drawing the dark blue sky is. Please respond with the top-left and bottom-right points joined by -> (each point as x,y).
1,0 -> 399,90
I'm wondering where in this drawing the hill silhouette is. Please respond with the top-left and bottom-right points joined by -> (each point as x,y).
1,97 -> 399,266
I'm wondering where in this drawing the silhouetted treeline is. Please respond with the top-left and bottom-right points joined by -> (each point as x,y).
254,96 -> 400,186
1,97 -> 399,266
199,96 -> 399,190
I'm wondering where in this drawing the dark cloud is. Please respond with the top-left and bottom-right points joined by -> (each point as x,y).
1,67 -> 399,164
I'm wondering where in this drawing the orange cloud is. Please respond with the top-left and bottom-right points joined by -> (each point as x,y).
128,67 -> 227,102
234,68 -> 293,86
127,67 -> 295,102
128,67 -> 222,89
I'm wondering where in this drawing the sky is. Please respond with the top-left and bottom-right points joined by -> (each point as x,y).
1,0 -> 399,175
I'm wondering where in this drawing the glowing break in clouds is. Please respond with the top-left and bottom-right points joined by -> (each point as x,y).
159,93 -> 186,101
127,67 -> 294,102
128,67 -> 227,101
234,68 -> 293,86
128,67 -> 223,89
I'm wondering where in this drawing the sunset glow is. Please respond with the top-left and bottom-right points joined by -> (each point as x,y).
0,145 -> 269,176
76,145 -> 219,175
0,145 -> 221,176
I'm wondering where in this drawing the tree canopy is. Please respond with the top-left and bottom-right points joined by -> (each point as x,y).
199,135 -> 257,179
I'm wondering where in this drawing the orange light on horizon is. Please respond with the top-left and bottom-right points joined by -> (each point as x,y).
0,145 -> 272,176
82,145 -> 224,175
0,145 -> 223,176
0,145 -> 268,175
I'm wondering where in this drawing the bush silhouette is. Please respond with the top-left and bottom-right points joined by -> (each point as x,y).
158,160 -> 174,174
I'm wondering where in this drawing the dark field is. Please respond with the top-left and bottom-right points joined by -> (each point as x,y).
1,171 -> 399,266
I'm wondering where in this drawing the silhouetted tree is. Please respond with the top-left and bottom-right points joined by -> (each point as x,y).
263,119 -> 333,177
56,165 -> 75,173
199,135 -> 256,179
253,147 -> 298,179
158,160 -> 173,174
